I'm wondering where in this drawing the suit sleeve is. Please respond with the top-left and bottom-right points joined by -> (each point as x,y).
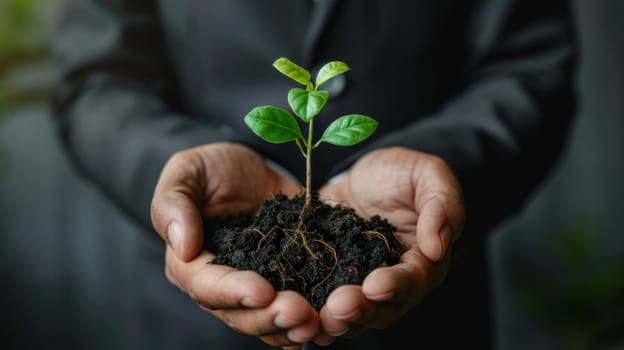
336,0 -> 578,245
52,0 -> 241,232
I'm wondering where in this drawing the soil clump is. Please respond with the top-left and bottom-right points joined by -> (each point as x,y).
210,192 -> 403,310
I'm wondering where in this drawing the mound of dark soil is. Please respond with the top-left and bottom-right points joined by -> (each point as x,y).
210,192 -> 403,310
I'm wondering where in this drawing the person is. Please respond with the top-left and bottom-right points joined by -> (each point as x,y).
52,0 -> 578,349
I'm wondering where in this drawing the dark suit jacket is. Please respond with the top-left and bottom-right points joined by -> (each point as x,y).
52,0 -> 578,349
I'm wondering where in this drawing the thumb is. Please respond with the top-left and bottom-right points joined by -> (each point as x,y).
150,152 -> 206,261
318,173 -> 350,207
416,198 -> 452,262
414,155 -> 465,262
151,190 -> 204,262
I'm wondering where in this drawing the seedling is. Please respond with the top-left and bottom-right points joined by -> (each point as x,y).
244,57 -> 378,211
213,58 -> 401,310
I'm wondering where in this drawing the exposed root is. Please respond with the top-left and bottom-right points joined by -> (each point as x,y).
310,239 -> 338,298
283,228 -> 319,260
246,206 -> 341,304
313,239 -> 338,268
281,252 -> 308,291
268,260 -> 287,290
363,230 -> 391,252
252,225 -> 279,253
214,192 -> 401,311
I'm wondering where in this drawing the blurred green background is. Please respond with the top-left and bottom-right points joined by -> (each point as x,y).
0,0 -> 55,115
0,0 -> 57,173
1,0 -> 623,349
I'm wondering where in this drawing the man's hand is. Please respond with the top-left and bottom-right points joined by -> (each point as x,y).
151,142 -> 320,349
316,147 -> 465,341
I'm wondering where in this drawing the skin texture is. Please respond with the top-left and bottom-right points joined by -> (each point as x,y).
150,143 -> 465,349
317,147 -> 465,340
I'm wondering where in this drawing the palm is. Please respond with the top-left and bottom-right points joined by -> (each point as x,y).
331,169 -> 420,247
321,148 -> 462,253
188,143 -> 302,218
152,143 -> 322,349
152,143 -> 302,259
316,147 -> 465,339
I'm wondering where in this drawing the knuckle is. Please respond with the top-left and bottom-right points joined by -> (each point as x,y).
149,200 -> 165,230
261,334 -> 298,348
221,312 -> 244,334
186,277 -> 203,305
167,149 -> 191,168
164,260 -> 187,292
425,154 -> 449,172
164,264 -> 176,285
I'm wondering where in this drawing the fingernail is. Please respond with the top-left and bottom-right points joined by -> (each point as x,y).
330,308 -> 361,321
314,333 -> 336,346
439,226 -> 452,260
274,314 -> 296,328
167,221 -> 182,255
365,289 -> 394,301
242,296 -> 267,308
286,329 -> 308,344
327,327 -> 349,337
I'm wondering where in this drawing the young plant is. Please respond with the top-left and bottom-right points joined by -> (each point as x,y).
244,57 -> 378,210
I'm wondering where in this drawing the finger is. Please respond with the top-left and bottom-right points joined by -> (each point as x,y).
415,195 -> 452,262
320,267 -> 427,335
321,285 -> 368,336
363,249 -> 453,304
259,332 -> 299,349
151,152 -> 206,261
282,345 -> 303,350
320,304 -> 370,339
412,156 -> 465,262
165,246 -> 276,309
318,177 -> 352,208
318,182 -> 344,206
215,316 -> 297,348
322,285 -> 409,333
321,285 -> 394,336
264,161 -> 304,198
273,176 -> 304,199
313,332 -> 336,346
361,253 -> 433,304
210,291 -> 319,343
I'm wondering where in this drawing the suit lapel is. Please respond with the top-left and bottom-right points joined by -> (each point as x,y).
303,0 -> 340,65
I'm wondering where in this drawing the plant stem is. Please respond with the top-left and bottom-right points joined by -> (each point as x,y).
305,118 -> 314,211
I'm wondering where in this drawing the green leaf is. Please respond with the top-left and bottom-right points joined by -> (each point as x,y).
273,57 -> 312,89
287,88 -> 329,123
315,61 -> 350,88
319,114 -> 378,146
244,106 -> 302,143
